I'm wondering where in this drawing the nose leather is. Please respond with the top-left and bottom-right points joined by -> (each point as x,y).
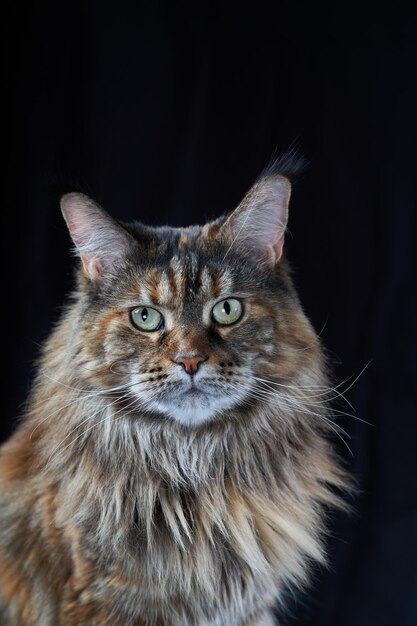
174,353 -> 207,375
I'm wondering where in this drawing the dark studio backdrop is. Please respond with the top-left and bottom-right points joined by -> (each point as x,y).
3,2 -> 417,625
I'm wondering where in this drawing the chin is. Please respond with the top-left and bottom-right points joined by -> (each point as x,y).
151,390 -> 238,427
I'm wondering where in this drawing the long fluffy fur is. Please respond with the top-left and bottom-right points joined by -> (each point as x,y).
0,166 -> 348,626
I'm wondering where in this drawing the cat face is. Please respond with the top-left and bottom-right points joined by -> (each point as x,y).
61,173 -> 318,426
76,244 -> 285,426
120,265 -> 256,425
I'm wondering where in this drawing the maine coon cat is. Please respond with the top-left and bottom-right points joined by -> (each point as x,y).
0,157 -> 347,626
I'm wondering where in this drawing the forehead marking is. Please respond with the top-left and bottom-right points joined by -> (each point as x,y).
138,282 -> 152,304
167,267 -> 178,299
147,270 -> 162,305
185,253 -> 200,300
170,256 -> 183,276
134,258 -> 235,309
216,268 -> 234,296
157,272 -> 171,304
137,270 -> 162,305
199,267 -> 214,298
170,256 -> 186,297
210,272 -> 221,299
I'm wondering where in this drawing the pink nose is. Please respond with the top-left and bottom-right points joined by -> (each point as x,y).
174,353 -> 207,375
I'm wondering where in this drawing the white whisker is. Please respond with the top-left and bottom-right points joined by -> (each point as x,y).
252,380 -> 372,426
40,371 -> 143,396
45,393 -> 131,467
230,379 -> 354,456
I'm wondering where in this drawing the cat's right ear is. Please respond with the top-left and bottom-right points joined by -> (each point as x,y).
60,193 -> 136,282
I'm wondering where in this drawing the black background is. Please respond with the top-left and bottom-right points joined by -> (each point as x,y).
3,2 -> 417,625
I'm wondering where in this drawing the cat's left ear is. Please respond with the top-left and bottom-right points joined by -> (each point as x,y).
60,193 -> 137,282
223,175 -> 291,265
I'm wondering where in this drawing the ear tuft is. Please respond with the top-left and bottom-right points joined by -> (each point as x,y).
60,193 -> 135,282
259,149 -> 307,182
224,174 -> 291,265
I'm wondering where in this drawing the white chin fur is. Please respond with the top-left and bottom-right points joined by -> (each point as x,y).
150,393 -> 238,426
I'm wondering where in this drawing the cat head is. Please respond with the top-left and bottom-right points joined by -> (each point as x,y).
61,161 -> 320,427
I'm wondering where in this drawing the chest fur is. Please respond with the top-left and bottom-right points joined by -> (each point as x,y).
57,476 -> 320,625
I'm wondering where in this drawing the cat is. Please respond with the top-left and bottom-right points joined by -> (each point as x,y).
0,156 -> 348,626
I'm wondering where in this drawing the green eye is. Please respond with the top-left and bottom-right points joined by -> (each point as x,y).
212,298 -> 243,325
131,306 -> 163,331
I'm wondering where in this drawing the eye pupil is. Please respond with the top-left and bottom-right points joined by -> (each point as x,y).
131,306 -> 163,331
211,298 -> 242,326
